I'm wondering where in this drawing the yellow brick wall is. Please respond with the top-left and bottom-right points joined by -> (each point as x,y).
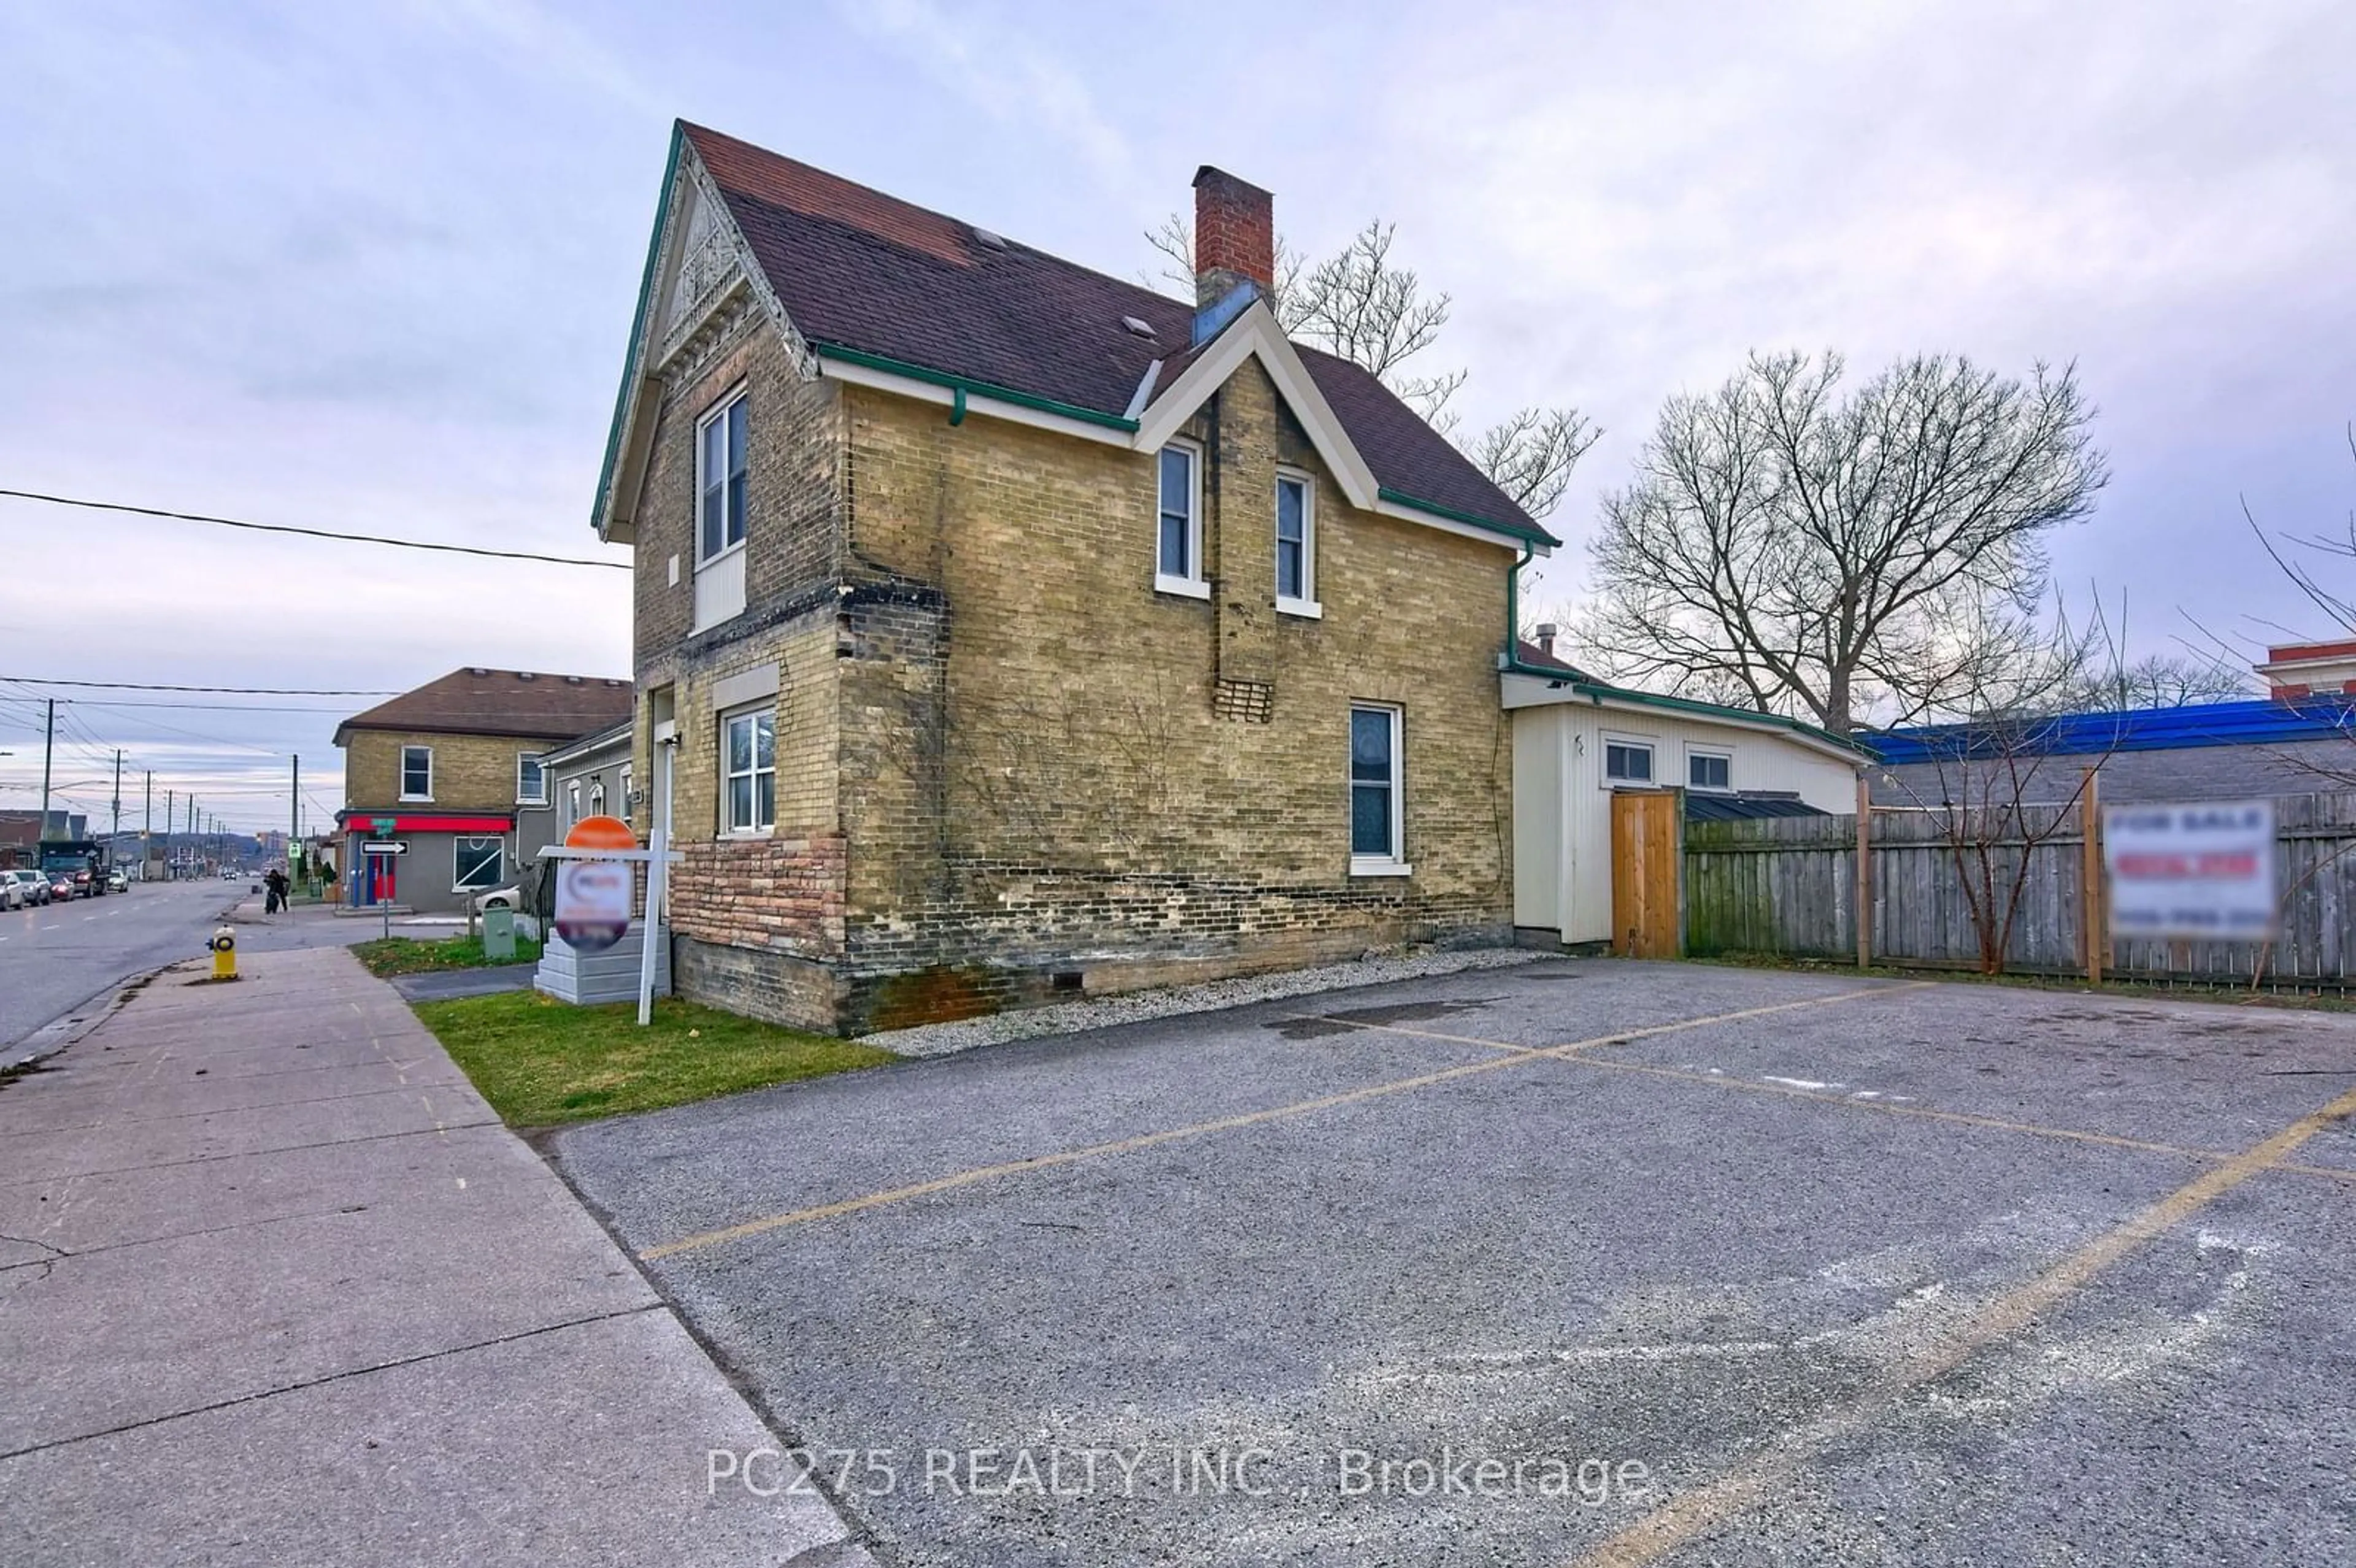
627,315 -> 1519,1031
341,729 -> 550,811
836,361 -> 1515,974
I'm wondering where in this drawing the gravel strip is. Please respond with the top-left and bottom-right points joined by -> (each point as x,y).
866,943 -> 1549,1058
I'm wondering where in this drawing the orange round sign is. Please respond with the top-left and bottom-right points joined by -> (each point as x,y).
564,815 -> 637,851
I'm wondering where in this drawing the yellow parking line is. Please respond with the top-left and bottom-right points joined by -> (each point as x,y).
1561,1082 -> 2356,1568
641,985 -> 1903,1261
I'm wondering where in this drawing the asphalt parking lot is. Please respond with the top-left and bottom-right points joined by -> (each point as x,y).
552,959 -> 2356,1567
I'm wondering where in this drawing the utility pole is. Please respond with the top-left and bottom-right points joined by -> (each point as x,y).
144,771 -> 152,879
39,698 -> 54,840
111,748 -> 123,849
291,755 -> 300,873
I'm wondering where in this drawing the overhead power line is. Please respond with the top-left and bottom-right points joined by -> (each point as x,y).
0,488 -> 631,571
1,676 -> 399,696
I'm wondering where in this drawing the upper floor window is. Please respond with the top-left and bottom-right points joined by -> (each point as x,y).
1688,750 -> 1732,792
589,780 -> 607,817
1276,471 -> 1319,616
399,745 -> 433,801
564,780 -> 583,826
619,763 -> 634,826
1604,739 -> 1653,785
723,708 -> 776,834
1154,440 -> 1207,599
517,753 -> 548,806
697,392 -> 749,564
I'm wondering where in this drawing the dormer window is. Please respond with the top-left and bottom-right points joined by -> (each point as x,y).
1154,440 -> 1207,599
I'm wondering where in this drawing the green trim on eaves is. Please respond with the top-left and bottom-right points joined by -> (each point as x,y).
814,344 -> 1142,432
1503,658 -> 1874,758
590,123 -> 687,535
1377,486 -> 1560,550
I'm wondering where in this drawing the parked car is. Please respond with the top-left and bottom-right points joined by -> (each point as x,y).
106,869 -> 129,894
472,885 -> 522,913
16,869 -> 54,907
0,875 -> 20,911
50,871 -> 78,902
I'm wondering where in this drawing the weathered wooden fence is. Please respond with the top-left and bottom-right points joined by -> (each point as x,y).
1684,789 -> 2356,986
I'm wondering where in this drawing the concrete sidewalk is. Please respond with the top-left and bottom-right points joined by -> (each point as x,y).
0,947 -> 868,1567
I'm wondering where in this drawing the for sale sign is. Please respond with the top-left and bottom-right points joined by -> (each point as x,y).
2103,801 -> 2277,940
554,815 -> 637,953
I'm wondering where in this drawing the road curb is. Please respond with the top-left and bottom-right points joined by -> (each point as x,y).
1,961 -> 187,1074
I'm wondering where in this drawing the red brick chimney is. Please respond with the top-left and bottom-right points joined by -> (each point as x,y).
1193,166 -> 1274,308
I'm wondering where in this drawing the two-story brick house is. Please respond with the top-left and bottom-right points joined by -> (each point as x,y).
593,123 -> 1558,1033
334,668 -> 633,914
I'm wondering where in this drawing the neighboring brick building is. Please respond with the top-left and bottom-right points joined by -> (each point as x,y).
334,669 -> 633,914
591,122 -> 1557,1032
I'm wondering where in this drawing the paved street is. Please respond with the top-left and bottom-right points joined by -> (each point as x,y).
0,945 -> 866,1567
0,879 -> 248,1053
556,961 -> 2356,1568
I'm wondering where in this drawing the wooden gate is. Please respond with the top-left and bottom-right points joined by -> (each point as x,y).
1611,790 -> 1682,958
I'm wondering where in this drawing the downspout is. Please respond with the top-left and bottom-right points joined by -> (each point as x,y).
948,386 -> 967,426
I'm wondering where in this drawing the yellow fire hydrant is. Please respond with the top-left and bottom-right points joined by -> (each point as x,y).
209,925 -> 237,980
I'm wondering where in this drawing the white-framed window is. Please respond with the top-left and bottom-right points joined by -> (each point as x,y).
1603,737 -> 1655,786
696,391 -> 750,564
517,753 -> 548,806
1688,748 -> 1733,792
564,780 -> 583,826
1276,469 -> 1320,617
452,836 -> 504,891
618,763 -> 634,826
1153,439 -> 1208,599
589,780 -> 607,817
1349,704 -> 1409,876
723,708 -> 776,834
399,745 -> 433,802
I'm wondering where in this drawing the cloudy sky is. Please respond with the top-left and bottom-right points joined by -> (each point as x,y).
3,0 -> 2349,832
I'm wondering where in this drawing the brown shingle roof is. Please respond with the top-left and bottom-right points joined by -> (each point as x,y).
334,669 -> 633,747
681,122 -> 1552,547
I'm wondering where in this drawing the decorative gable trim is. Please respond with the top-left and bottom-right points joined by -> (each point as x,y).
592,125 -> 816,545
1133,299 -> 1381,511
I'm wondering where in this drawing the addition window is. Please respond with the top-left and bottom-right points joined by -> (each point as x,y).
618,763 -> 634,826
1153,440 -> 1207,599
723,709 -> 776,834
1604,739 -> 1654,786
1349,704 -> 1409,875
1688,749 -> 1732,792
399,745 -> 433,801
589,781 -> 607,817
452,836 -> 504,891
517,753 -> 548,806
1276,471 -> 1320,617
564,780 -> 583,826
696,392 -> 749,564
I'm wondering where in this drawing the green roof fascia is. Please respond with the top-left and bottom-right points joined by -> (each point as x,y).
1501,658 -> 1874,758
814,344 -> 1141,432
590,122 -> 687,535
1377,486 -> 1560,550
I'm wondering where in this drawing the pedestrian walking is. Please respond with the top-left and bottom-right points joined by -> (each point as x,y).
264,867 -> 288,914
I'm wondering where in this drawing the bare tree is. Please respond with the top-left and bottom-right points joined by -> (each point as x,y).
1876,599 -> 2129,975
1579,350 -> 2108,736
1144,213 -> 1594,519
2059,652 -> 2254,711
